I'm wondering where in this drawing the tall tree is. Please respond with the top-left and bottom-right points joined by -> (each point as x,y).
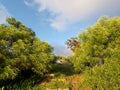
67,16 -> 120,89
67,17 -> 120,72
0,17 -> 54,80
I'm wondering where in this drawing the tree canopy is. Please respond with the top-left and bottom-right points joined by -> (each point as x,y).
67,17 -> 120,89
0,17 -> 54,81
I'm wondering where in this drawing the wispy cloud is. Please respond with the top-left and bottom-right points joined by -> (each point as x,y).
0,3 -> 10,24
25,0 -> 120,30
24,0 -> 35,7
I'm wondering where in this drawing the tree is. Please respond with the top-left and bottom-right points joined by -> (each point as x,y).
67,17 -> 120,73
0,17 -> 54,81
67,16 -> 120,89
65,37 -> 80,51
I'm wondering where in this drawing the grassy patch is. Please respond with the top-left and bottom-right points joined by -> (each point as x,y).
39,78 -> 70,90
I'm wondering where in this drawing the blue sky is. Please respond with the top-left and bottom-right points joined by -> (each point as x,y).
0,0 -> 120,56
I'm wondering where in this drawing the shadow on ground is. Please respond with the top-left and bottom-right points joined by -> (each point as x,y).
51,63 -> 75,77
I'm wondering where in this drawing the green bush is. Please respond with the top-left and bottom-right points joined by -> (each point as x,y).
0,75 -> 40,90
81,60 -> 120,90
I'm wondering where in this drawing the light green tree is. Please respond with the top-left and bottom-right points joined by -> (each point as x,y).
67,17 -> 120,72
0,17 -> 54,81
67,17 -> 120,89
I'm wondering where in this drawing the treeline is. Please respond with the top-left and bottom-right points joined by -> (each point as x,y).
0,17 -> 120,90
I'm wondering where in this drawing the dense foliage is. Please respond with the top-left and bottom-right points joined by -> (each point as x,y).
0,17 -> 54,89
67,17 -> 120,89
82,60 -> 120,90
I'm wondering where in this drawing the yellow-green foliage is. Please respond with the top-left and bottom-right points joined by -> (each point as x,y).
82,60 -> 120,90
68,17 -> 120,72
68,17 -> 120,89
0,17 -> 54,80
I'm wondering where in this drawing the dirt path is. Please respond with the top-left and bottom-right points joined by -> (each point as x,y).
67,74 -> 82,90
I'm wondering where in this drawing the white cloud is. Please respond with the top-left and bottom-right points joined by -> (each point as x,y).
25,0 -> 120,30
0,3 -> 10,24
53,44 -> 72,57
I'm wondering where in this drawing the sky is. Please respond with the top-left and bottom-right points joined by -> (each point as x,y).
0,0 -> 120,56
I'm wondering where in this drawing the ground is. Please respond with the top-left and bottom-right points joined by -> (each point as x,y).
38,61 -> 84,90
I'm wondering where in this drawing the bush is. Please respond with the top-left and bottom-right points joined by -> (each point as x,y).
81,60 -> 120,90
0,75 -> 40,90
